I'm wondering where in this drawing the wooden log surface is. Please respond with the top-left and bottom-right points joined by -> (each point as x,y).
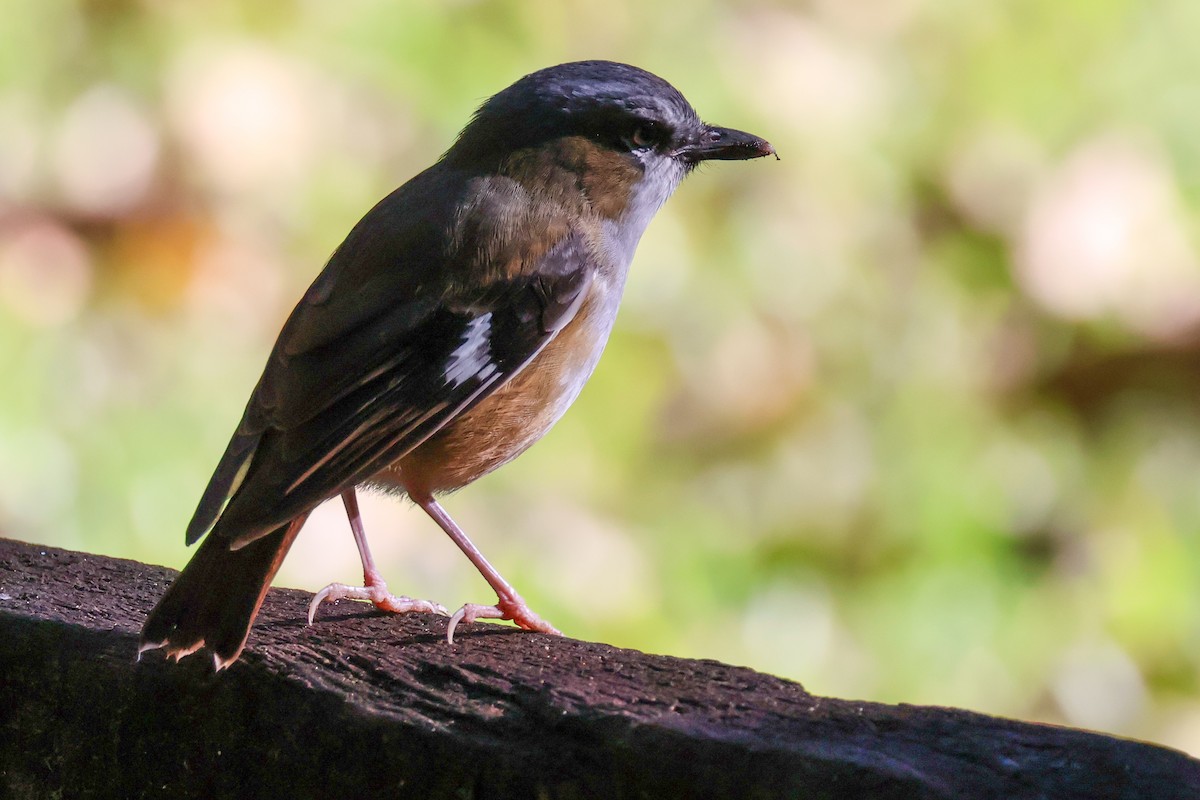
1,536 -> 1197,799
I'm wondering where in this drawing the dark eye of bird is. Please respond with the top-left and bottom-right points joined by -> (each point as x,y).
623,121 -> 664,152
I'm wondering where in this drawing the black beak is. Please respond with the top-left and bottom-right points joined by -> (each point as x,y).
675,125 -> 777,163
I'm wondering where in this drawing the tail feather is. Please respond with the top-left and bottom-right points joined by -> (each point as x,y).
140,517 -> 305,669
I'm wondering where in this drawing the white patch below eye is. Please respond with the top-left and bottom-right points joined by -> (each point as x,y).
445,313 -> 498,387
602,155 -> 687,269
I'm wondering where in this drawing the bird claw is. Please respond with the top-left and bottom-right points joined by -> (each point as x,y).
308,579 -> 449,624
445,594 -> 561,644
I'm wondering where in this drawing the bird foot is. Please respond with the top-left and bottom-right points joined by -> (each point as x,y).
308,575 -> 448,624
446,592 -> 561,644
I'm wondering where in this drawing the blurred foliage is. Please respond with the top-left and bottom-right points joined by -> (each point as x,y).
3,0 -> 1200,754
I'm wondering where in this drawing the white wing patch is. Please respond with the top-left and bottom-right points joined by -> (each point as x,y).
445,313 -> 498,387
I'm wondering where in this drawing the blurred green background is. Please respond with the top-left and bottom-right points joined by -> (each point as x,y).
3,0 -> 1200,754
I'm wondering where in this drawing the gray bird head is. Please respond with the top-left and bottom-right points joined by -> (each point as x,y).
447,60 -> 775,172
445,61 -> 775,267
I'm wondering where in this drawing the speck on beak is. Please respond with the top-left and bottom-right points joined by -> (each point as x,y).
675,125 -> 777,163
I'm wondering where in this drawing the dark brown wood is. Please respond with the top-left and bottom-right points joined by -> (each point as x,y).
1,536 -> 1197,799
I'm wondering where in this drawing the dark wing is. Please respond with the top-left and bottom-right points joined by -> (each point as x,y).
186,169 -> 593,548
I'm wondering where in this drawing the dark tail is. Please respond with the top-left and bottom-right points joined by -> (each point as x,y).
139,517 -> 304,670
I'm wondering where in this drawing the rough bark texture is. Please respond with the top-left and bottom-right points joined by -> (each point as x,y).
1,537 -> 1197,799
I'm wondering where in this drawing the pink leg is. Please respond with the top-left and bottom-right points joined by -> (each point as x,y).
411,491 -> 560,643
308,488 -> 448,623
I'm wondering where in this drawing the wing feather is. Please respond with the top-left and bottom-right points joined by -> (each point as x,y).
189,202 -> 594,548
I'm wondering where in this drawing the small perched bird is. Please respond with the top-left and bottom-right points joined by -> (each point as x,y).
140,60 -> 775,669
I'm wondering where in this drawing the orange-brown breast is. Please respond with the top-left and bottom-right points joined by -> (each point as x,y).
372,271 -> 621,496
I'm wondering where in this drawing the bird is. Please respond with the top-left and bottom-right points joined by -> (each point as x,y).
139,60 -> 776,670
